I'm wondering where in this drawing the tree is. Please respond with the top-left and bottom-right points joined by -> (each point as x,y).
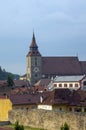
7,74 -> 14,87
60,122 -> 69,130
14,121 -> 24,130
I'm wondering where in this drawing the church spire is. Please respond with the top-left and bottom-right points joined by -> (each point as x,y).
30,32 -> 38,48
27,32 -> 41,56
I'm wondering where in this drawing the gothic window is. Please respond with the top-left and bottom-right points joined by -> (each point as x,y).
35,57 -> 37,66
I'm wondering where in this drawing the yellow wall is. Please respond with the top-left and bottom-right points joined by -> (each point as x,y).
53,105 -> 86,112
53,104 -> 68,111
0,98 -> 12,121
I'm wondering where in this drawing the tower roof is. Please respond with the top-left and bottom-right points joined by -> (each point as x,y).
27,32 -> 41,56
30,32 -> 38,48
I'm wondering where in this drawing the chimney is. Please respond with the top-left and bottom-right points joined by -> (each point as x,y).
40,96 -> 43,103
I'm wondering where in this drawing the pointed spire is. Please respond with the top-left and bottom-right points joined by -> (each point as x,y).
27,32 -> 41,56
30,32 -> 38,48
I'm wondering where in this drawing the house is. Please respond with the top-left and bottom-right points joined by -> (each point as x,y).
10,93 -> 40,110
0,95 -> 12,121
33,78 -> 51,92
38,89 -> 86,112
47,75 -> 86,90
0,87 -> 86,121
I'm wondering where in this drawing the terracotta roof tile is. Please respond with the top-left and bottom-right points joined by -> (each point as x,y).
42,57 -> 82,75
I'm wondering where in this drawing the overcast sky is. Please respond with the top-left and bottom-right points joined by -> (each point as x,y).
0,0 -> 86,75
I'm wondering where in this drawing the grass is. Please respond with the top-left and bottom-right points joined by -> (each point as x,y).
3,124 -> 45,130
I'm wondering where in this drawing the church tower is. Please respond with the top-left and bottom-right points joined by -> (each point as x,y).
26,33 -> 42,85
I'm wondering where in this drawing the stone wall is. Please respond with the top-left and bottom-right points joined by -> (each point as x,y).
8,109 -> 86,130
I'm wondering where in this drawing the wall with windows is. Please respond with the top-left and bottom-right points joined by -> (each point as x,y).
53,82 -> 80,90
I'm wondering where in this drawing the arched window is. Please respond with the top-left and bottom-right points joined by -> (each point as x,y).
35,57 -> 37,66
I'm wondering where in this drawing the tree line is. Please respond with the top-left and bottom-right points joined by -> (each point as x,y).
0,66 -> 19,80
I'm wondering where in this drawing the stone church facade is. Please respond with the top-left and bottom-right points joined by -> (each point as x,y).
26,33 -> 86,85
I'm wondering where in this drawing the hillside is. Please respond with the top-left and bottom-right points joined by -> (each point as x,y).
0,66 -> 20,80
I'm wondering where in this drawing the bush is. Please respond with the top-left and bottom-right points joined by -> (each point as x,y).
14,121 -> 24,130
60,122 -> 69,130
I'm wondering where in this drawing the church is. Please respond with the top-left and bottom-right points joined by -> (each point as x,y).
26,33 -> 86,85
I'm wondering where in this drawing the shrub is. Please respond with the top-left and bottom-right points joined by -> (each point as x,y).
14,121 -> 24,130
60,122 -> 69,130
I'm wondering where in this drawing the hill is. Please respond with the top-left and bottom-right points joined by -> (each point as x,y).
0,66 -> 20,80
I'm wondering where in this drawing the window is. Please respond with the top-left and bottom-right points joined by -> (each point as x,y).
75,84 -> 78,87
59,84 -> 62,87
83,81 -> 86,86
74,108 -> 82,112
35,58 -> 37,66
59,108 -> 62,111
84,108 -> 86,112
54,84 -> 57,87
35,74 -> 38,77
64,84 -> 67,87
26,108 -> 28,110
69,107 -> 72,112
69,84 -> 73,87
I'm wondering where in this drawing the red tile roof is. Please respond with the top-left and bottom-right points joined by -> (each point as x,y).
9,88 -> 86,107
42,57 -> 82,75
10,93 -> 40,105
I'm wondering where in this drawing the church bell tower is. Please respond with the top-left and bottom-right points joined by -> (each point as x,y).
26,33 -> 42,85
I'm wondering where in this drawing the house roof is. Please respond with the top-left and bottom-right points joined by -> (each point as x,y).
10,93 -> 40,105
34,79 -> 51,87
9,88 -> 86,107
54,75 -> 85,82
41,89 -> 71,105
14,80 -> 28,87
42,57 -> 82,75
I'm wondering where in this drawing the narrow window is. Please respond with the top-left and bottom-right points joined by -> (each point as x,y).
35,58 -> 37,66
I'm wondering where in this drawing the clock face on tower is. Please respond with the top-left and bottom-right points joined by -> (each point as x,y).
33,67 -> 39,73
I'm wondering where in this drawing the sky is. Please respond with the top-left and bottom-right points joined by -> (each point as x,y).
0,0 -> 86,75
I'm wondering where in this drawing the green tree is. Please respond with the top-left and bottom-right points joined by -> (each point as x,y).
7,74 -> 14,87
14,121 -> 24,130
60,122 -> 69,130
